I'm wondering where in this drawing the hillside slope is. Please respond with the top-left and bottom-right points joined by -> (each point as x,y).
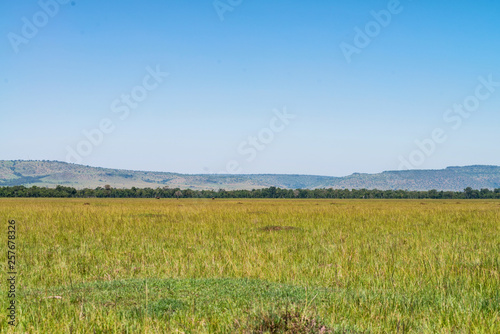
1,160 -> 499,191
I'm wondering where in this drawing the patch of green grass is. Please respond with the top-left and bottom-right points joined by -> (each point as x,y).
20,278 -> 367,333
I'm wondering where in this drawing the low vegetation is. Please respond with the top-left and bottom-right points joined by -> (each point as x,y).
1,185 -> 500,199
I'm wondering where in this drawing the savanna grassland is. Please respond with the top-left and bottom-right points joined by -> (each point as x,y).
0,199 -> 499,333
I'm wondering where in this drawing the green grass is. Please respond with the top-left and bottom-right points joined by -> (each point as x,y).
0,199 -> 499,333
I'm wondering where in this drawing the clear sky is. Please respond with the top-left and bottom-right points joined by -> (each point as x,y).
2,0 -> 500,176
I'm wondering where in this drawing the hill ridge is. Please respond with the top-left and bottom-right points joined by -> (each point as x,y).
1,160 -> 499,191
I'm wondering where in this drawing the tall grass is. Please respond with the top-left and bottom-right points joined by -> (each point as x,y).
0,199 -> 499,333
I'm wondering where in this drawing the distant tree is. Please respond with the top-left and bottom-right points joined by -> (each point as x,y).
183,189 -> 196,198
480,188 -> 491,198
428,189 -> 438,199
174,190 -> 182,199
104,184 -> 112,197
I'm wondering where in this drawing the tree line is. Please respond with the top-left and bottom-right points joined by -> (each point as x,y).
0,185 -> 499,199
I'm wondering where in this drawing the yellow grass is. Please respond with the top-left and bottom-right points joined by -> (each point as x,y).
0,199 -> 499,333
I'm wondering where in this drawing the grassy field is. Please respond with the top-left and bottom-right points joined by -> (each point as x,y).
0,199 -> 499,333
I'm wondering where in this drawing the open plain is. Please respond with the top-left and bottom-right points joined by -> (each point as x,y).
1,199 -> 499,333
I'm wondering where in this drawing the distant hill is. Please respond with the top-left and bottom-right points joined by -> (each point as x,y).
1,160 -> 499,191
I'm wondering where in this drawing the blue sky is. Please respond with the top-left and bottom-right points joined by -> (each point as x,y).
1,0 -> 500,176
